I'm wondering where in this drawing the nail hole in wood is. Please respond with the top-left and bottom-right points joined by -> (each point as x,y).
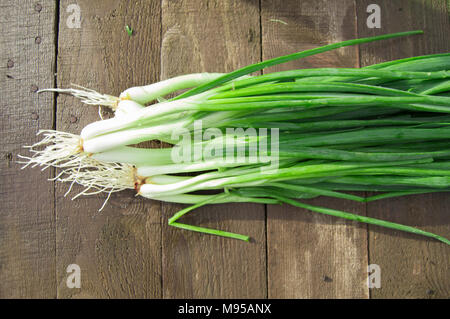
34,3 -> 42,12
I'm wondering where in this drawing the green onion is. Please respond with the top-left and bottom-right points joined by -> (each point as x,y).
21,31 -> 450,246
125,25 -> 133,36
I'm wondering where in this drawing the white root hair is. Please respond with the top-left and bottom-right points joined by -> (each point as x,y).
55,158 -> 136,211
19,130 -> 136,211
38,84 -> 119,110
55,158 -> 135,196
18,130 -> 85,170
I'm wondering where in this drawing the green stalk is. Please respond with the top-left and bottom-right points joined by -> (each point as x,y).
167,187 -> 450,244
266,182 -> 366,202
92,146 -> 174,166
141,159 -> 432,197
224,106 -> 402,125
366,53 -> 450,71
210,68 -> 450,93
169,222 -> 250,241
352,167 -> 450,177
364,190 -> 443,202
278,127 -> 450,148
268,191 -> 450,245
119,72 -> 226,105
198,96 -> 450,112
295,54 -> 450,84
329,176 -> 450,188
173,30 -> 424,100
167,193 -> 253,241
210,82 -> 429,99
244,115 -> 450,131
279,147 -> 450,162
143,192 -> 278,205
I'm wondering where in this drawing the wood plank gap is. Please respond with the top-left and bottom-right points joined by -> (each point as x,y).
53,0 -> 61,299
258,0 -> 269,300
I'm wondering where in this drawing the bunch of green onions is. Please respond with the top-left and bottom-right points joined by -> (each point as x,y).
21,30 -> 450,244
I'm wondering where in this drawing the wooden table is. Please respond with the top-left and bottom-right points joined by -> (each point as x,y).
1,0 -> 449,298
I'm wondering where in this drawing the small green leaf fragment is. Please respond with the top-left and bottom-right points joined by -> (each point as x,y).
269,18 -> 288,25
125,25 -> 133,36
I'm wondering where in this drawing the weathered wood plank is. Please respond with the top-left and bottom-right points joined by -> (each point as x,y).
0,0 -> 56,298
356,0 -> 450,298
160,0 -> 266,298
55,0 -> 162,298
262,0 -> 370,298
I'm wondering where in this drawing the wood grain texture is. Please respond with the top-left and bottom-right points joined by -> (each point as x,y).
55,0 -> 162,298
356,0 -> 450,299
262,0 -> 370,299
160,0 -> 266,298
0,0 -> 56,298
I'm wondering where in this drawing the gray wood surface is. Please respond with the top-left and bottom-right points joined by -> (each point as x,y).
0,0 -> 56,298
